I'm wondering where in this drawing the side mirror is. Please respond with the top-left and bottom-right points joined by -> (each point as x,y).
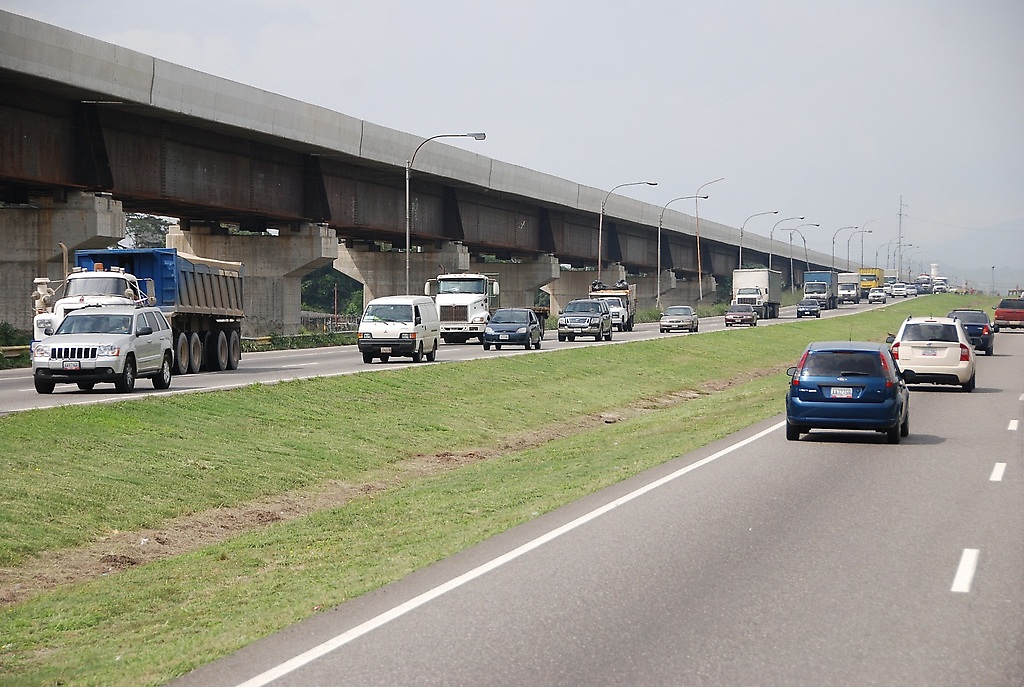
415,316 -> 422,325
885,334 -> 895,344
44,327 -> 53,336
786,366 -> 797,376
136,326 -> 154,336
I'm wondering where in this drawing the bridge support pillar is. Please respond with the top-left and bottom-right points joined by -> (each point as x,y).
470,255 -> 560,314
0,191 -> 125,331
167,222 -> 337,337
630,271 -> 677,312
335,241 -> 469,308
542,264 -> 627,316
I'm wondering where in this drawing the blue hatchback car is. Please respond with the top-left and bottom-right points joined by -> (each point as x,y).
786,341 -> 909,443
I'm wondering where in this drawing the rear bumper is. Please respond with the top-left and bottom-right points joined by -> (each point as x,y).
787,397 -> 901,430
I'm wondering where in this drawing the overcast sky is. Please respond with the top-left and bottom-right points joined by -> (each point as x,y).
4,1 -> 1022,287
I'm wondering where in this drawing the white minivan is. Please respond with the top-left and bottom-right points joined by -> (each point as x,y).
357,295 -> 440,364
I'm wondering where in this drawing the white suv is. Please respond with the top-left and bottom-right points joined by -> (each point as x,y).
32,305 -> 174,394
888,316 -> 976,391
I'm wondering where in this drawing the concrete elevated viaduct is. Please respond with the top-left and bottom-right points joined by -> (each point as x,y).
0,11 -> 844,335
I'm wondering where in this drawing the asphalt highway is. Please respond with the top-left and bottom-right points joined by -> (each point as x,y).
149,311 -> 1023,686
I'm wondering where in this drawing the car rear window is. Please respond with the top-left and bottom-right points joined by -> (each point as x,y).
802,351 -> 883,376
949,311 -> 987,324
901,323 -> 959,342
997,299 -> 1024,309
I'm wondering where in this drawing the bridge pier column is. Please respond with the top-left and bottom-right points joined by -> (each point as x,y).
335,241 -> 469,309
542,264 -> 627,316
167,222 -> 337,337
470,255 -> 560,314
631,271 -> 677,312
0,191 -> 125,331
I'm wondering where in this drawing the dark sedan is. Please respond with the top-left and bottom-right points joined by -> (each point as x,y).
796,298 -> 822,318
948,309 -> 994,356
724,303 -> 758,327
483,308 -> 543,350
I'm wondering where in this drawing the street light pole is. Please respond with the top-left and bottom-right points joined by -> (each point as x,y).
695,177 -> 724,301
787,223 -> 818,286
846,229 -> 872,267
657,194 -> 706,310
737,210 -> 778,269
831,225 -> 857,273
599,180 -> 657,283
768,216 -> 805,271
857,220 -> 875,268
406,132 -> 486,294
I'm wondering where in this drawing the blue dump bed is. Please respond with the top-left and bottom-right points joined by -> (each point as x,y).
75,248 -> 243,318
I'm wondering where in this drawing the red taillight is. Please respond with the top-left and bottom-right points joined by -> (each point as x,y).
879,352 -> 893,387
960,343 -> 970,361
982,325 -> 990,335
793,349 -> 809,385
891,342 -> 900,360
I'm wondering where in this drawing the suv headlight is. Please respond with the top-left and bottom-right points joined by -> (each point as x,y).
33,343 -> 50,358
96,343 -> 121,357
590,317 -> 601,325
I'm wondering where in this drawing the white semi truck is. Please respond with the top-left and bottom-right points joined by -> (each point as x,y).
731,268 -> 782,319
425,273 -> 499,344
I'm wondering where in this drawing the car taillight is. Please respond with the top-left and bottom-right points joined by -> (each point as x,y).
960,343 -> 970,361
792,350 -> 809,385
891,342 -> 900,360
879,352 -> 893,387
982,325 -> 990,335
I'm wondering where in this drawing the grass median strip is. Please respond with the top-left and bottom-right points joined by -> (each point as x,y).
0,295 -> 990,686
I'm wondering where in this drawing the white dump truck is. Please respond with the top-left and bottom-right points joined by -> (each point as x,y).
588,279 -> 638,331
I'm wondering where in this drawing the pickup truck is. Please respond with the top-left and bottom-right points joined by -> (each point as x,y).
993,298 -> 1024,329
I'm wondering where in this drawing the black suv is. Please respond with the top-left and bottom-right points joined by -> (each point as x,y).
557,299 -> 613,342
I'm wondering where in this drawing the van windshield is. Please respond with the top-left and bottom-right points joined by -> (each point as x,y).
363,304 -> 413,322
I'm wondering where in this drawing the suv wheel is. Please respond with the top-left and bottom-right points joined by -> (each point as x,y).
34,378 -> 55,394
153,352 -> 173,389
115,356 -> 137,393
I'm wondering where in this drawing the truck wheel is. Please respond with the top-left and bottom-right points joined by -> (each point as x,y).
534,337 -> 541,350
174,332 -> 190,375
35,378 -> 55,394
115,356 -> 137,393
187,332 -> 203,374
362,352 -> 373,364
558,335 -> 565,342
153,353 -> 172,389
210,330 -> 229,371
227,330 -> 241,370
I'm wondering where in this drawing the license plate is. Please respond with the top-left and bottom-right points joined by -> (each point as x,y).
380,346 -> 392,354
830,387 -> 853,398
62,360 -> 81,371
499,334 -> 509,340
921,349 -> 937,356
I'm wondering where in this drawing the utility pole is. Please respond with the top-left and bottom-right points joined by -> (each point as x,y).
897,196 -> 906,281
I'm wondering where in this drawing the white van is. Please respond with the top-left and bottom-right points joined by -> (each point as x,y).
357,295 -> 440,364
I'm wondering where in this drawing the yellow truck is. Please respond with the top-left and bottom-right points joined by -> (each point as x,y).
858,267 -> 885,298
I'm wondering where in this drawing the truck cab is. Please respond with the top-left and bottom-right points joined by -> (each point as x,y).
31,265 -> 153,344
426,273 -> 498,344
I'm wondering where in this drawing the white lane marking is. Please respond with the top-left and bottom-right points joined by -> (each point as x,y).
990,463 -> 1006,482
231,420 -> 787,687
1009,419 -> 1019,431
951,549 -> 980,593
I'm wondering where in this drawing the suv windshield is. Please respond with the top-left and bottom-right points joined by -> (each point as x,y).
801,351 -> 883,377
565,301 -> 601,314
56,313 -> 133,335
